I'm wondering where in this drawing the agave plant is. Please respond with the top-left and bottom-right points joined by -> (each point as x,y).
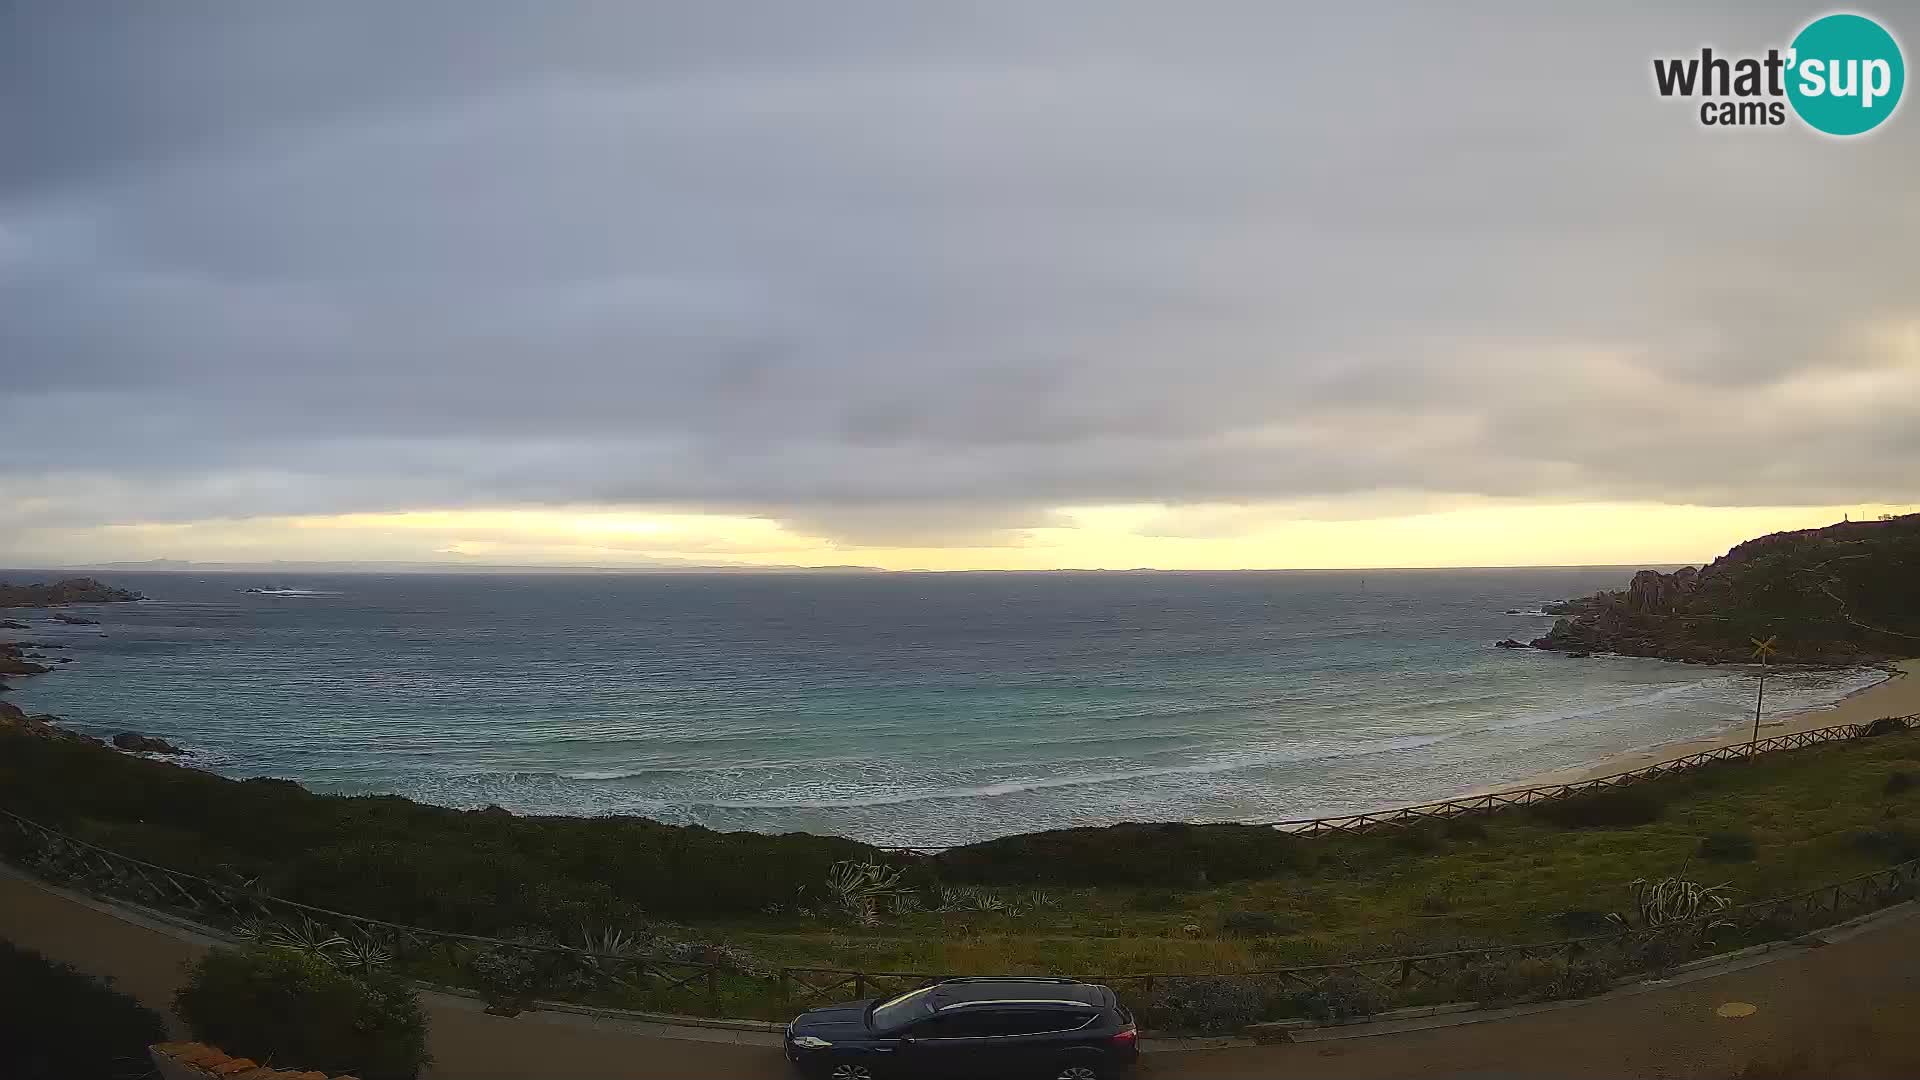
262,916 -> 348,958
1022,889 -> 1060,910
885,892 -> 923,917
824,859 -> 908,925
936,885 -> 978,913
333,934 -> 394,974
1610,877 -> 1735,930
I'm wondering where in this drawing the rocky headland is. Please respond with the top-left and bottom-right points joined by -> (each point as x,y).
1510,514 -> 1920,664
0,577 -> 142,608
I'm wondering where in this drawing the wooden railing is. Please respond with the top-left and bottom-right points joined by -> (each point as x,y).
877,713 -> 1920,853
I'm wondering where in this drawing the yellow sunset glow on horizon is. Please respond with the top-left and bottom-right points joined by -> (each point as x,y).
31,499 -> 1916,573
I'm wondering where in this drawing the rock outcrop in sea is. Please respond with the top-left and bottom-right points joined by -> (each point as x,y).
1512,514 -> 1920,664
0,577 -> 142,608
112,731 -> 186,755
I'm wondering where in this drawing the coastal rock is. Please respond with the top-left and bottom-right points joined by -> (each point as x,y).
1533,514 -> 1920,665
51,612 -> 101,625
0,577 -> 141,608
0,642 -> 52,677
1493,638 -> 1527,649
112,731 -> 186,755
0,619 -> 27,630
0,706 -> 104,746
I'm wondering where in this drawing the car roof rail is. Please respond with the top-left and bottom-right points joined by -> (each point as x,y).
938,976 -> 1082,984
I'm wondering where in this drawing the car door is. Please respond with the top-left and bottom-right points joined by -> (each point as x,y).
976,1007 -> 1100,1077
899,1010 -> 1001,1079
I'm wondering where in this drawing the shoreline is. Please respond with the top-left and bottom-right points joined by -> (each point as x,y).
1477,658 -> 1919,795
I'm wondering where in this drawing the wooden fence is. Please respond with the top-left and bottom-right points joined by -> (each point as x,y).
878,713 -> 1920,854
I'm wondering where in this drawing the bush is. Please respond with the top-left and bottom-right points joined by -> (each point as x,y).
0,938 -> 167,1080
176,947 -> 430,1080
1129,888 -> 1182,912
1885,772 -> 1915,796
1220,910 -> 1287,936
1699,831 -> 1757,862
935,821 -> 1306,886
1533,788 -> 1663,829
1549,909 -> 1613,937
1150,976 -> 1272,1033
1854,825 -> 1920,863
1293,973 -> 1387,1025
1455,953 -> 1619,1006
1443,817 -> 1489,840
1390,827 -> 1440,854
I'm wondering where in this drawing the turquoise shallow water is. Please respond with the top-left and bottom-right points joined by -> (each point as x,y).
0,568 -> 1880,846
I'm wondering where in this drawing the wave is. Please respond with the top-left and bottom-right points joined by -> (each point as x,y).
242,588 -> 342,597
677,731 -> 1460,811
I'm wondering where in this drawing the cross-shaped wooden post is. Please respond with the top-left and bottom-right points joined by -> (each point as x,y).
1750,636 -> 1779,748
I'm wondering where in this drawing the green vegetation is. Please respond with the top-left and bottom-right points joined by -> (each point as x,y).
177,946 -> 430,1080
4,723 -> 1920,1026
1542,512 -> 1920,662
0,937 -> 168,1080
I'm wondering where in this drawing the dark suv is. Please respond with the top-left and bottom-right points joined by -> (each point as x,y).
784,976 -> 1139,1079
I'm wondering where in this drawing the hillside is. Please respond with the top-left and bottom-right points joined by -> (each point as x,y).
1534,514 -> 1920,663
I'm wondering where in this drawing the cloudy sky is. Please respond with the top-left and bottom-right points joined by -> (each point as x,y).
3,3 -> 1915,571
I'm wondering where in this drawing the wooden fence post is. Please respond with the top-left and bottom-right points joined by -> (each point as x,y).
854,972 -> 867,1000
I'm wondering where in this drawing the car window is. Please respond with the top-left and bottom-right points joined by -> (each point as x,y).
992,1008 -> 1095,1036
909,1012 -> 997,1039
915,1008 -> 1094,1038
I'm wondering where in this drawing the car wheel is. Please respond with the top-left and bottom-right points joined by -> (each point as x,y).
828,1064 -> 875,1080
1053,1063 -> 1103,1080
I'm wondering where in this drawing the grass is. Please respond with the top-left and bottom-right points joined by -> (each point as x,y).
3,724 -> 1919,1009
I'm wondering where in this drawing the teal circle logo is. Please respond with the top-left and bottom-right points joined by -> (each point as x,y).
1786,13 -> 1905,135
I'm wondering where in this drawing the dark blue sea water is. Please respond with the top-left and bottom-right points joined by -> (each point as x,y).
1,569 -> 1879,846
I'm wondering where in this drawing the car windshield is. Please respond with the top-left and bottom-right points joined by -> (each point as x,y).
868,985 -> 939,1032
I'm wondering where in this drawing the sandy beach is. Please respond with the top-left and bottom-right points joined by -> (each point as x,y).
1482,658 -> 1920,794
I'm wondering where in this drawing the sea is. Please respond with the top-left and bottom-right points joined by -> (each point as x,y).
0,568 -> 1885,847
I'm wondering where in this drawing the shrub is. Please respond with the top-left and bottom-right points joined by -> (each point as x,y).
1130,888 -> 1181,912
1390,827 -> 1440,854
1150,976 -> 1272,1033
1455,954 -> 1556,1005
1854,825 -> 1920,862
1455,952 -> 1618,1006
1548,954 -> 1619,999
1220,910 -> 1286,936
933,821 -> 1306,886
1549,909 -> 1613,937
176,947 -> 430,1080
0,938 -> 167,1080
1885,771 -> 1915,796
1293,973 -> 1387,1025
1533,788 -> 1663,829
466,944 -> 548,1014
1698,831 -> 1757,862
1413,892 -> 1455,915
1443,817 -> 1489,840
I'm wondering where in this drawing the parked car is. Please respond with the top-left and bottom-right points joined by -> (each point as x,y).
784,976 -> 1139,1079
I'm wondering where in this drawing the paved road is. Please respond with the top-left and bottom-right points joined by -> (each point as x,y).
4,868 -> 1915,1079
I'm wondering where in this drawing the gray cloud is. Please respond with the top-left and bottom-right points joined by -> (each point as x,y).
3,2 -> 1917,549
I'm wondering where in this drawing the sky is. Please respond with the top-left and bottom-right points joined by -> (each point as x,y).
3,3 -> 1916,572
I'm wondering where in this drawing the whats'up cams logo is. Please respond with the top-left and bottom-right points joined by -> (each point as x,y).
1654,12 -> 1904,134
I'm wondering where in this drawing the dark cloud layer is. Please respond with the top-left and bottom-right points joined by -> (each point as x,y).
3,2 -> 1916,546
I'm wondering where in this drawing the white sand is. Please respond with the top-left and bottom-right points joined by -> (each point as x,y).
1479,658 -> 1920,794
